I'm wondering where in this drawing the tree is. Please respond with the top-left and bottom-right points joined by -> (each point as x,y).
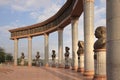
6,53 -> 13,62
0,47 -> 5,63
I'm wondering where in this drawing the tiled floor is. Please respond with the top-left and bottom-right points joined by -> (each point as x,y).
0,65 -> 92,80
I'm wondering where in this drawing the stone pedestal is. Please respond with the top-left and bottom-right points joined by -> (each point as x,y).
65,58 -> 70,69
77,54 -> 84,73
21,59 -> 25,66
93,49 -> 106,80
36,60 -> 40,67
52,60 -> 56,67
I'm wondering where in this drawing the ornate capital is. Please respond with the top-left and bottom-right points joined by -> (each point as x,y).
71,16 -> 79,21
84,0 -> 94,3
28,36 -> 32,40
57,28 -> 64,31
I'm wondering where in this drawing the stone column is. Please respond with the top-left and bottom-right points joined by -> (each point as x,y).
84,0 -> 94,76
28,37 -> 32,66
58,28 -> 63,68
14,38 -> 18,66
71,17 -> 79,70
107,0 -> 120,80
44,33 -> 49,67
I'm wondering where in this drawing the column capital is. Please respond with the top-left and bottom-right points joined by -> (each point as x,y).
84,0 -> 94,3
44,33 -> 49,36
71,16 -> 79,21
57,28 -> 64,31
14,38 -> 19,40
28,36 -> 32,40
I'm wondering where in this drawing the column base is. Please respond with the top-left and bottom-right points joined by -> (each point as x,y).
93,75 -> 106,80
58,64 -> 64,68
45,63 -> 49,67
28,65 -> 32,67
14,63 -> 17,66
28,64 -> 32,67
65,65 -> 70,69
52,64 -> 56,67
84,71 -> 94,77
77,68 -> 84,73
71,66 -> 77,70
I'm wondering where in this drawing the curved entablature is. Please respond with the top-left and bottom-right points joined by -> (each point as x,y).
9,0 -> 83,40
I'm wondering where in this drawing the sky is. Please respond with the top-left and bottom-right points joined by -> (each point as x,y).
0,0 -> 106,59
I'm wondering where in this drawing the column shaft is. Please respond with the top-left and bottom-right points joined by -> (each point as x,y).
44,34 -> 49,66
58,29 -> 63,67
14,39 -> 18,66
28,37 -> 32,66
107,0 -> 120,80
84,0 -> 94,76
71,17 -> 79,70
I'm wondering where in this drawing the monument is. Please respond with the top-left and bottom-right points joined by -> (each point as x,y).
64,47 -> 70,69
20,52 -> 25,66
93,26 -> 106,80
77,41 -> 84,73
51,50 -> 56,67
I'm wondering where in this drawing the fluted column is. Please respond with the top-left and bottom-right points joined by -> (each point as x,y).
44,33 -> 49,67
84,0 -> 94,76
71,17 -> 79,70
28,37 -> 32,66
107,0 -> 120,80
58,28 -> 63,68
14,38 -> 18,66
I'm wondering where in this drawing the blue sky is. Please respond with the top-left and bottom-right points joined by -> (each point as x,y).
0,0 -> 106,59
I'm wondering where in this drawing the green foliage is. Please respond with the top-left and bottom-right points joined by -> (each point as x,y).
0,47 -> 13,63
0,47 -> 5,63
6,53 -> 13,61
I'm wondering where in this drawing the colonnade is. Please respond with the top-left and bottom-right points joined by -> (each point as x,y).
13,0 -> 120,80
13,0 -> 94,76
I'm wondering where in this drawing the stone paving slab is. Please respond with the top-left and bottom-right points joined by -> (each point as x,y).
0,65 -> 92,80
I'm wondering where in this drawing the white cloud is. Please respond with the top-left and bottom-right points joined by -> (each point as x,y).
0,0 -> 65,12
100,0 -> 106,3
11,0 -> 52,11
29,0 -> 64,22
0,0 -> 11,6
94,5 -> 106,28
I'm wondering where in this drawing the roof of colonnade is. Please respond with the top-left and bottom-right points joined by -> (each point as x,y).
9,0 -> 83,40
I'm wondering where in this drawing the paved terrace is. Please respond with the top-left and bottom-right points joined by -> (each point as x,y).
0,65 -> 92,80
